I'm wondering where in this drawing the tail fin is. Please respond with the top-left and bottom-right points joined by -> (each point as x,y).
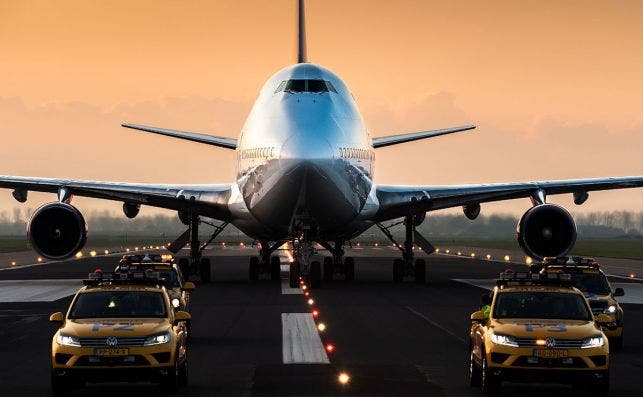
297,0 -> 307,63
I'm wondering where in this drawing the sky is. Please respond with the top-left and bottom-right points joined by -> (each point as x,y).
0,0 -> 642,219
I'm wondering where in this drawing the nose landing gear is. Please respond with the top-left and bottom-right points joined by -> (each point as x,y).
249,240 -> 288,282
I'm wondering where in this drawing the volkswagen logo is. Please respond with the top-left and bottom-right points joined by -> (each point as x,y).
106,337 -> 118,347
545,337 -> 556,349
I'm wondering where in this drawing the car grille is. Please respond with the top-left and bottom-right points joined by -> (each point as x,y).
512,356 -> 587,368
515,338 -> 585,348
79,337 -> 147,347
75,355 -> 149,366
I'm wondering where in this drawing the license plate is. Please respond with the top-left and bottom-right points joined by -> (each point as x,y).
94,348 -> 129,356
533,349 -> 568,358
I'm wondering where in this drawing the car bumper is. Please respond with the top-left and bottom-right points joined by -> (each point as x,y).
489,367 -> 608,384
52,366 -> 174,383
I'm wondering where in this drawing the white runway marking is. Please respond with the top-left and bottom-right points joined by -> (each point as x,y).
0,279 -> 82,302
281,313 -> 330,364
452,279 -> 643,305
281,279 -> 303,294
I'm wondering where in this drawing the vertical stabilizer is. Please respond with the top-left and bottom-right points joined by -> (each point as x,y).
297,0 -> 307,63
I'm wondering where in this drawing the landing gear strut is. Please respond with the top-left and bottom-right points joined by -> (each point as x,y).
169,214 -> 228,284
249,240 -> 288,282
377,214 -> 434,284
318,240 -> 354,282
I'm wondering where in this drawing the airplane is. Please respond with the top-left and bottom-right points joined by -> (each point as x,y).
2,0 -> 643,288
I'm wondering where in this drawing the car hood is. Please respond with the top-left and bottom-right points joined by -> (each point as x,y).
490,318 -> 602,338
61,318 -> 170,337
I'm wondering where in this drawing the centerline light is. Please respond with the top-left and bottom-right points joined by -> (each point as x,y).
338,372 -> 350,385
307,298 -> 314,305
317,323 -> 326,332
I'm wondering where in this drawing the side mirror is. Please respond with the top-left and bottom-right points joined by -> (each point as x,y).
613,288 -> 624,297
595,313 -> 612,324
174,310 -> 191,325
182,282 -> 195,291
49,312 -> 64,324
470,311 -> 486,323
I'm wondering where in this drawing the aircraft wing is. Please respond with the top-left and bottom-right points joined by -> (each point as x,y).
122,123 -> 237,149
374,176 -> 643,221
0,175 -> 232,221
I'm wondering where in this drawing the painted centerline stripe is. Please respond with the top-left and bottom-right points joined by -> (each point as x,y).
0,279 -> 82,302
281,280 -> 303,295
281,313 -> 330,364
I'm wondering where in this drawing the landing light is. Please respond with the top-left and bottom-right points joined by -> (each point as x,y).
470,253 -> 475,258
11,261 -> 16,266
630,273 -> 636,279
317,323 -> 326,332
504,255 -> 510,262
104,250 -> 109,255
338,372 -> 350,385
486,254 -> 491,260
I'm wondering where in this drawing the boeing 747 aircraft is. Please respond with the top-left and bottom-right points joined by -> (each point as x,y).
2,0 -> 643,287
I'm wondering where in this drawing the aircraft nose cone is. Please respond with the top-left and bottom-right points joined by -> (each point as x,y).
280,133 -> 334,162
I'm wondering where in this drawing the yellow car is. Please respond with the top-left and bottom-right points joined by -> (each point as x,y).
538,257 -> 625,349
469,271 -> 612,395
116,254 -> 196,313
49,269 -> 191,396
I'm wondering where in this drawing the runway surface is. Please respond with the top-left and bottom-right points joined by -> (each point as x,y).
1,248 -> 642,396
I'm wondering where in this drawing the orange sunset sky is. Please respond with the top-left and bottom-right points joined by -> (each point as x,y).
1,0 -> 642,218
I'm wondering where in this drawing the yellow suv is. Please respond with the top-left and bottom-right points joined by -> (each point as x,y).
469,271 -> 611,395
537,257 -> 625,349
49,269 -> 191,396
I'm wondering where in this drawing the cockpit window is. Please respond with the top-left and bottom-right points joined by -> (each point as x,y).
276,79 -> 337,94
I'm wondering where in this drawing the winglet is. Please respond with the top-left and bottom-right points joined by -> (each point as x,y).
122,123 -> 237,150
372,125 -> 476,148
297,0 -> 307,63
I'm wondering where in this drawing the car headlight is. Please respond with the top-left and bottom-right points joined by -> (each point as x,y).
143,332 -> 171,346
56,333 -> 81,347
604,305 -> 616,314
491,332 -> 519,347
171,298 -> 181,308
581,335 -> 604,349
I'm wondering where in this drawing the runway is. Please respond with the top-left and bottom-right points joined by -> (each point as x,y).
1,248 -> 642,396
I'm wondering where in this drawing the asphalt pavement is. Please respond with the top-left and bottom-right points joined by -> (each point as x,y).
0,249 -> 642,396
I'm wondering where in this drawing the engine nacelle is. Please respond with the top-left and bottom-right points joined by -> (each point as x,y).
517,204 -> 577,260
28,202 -> 88,260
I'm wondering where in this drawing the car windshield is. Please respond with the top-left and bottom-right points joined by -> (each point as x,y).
69,291 -> 167,318
493,291 -> 591,320
570,273 -> 611,295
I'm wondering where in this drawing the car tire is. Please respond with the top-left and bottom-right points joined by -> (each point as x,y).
310,261 -> 322,288
162,357 -> 180,393
249,257 -> 259,282
345,257 -> 355,281
468,348 -> 482,387
270,256 -> 281,281
480,352 -> 500,395
199,258 -> 211,283
323,257 -> 334,282
414,258 -> 426,284
51,369 -> 71,397
178,352 -> 188,387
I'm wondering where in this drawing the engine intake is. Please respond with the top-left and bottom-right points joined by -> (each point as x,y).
517,204 -> 577,260
28,202 -> 88,260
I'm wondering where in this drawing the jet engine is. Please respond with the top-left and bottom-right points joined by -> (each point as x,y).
28,202 -> 88,260
516,204 -> 577,260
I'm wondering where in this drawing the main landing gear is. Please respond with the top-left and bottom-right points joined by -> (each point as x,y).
318,241 -> 355,283
248,240 -> 288,282
377,214 -> 434,284
169,214 -> 228,284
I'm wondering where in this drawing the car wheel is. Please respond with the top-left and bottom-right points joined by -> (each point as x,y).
51,369 -> 71,397
162,357 -> 179,393
468,348 -> 481,387
480,353 -> 500,395
178,352 -> 188,387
